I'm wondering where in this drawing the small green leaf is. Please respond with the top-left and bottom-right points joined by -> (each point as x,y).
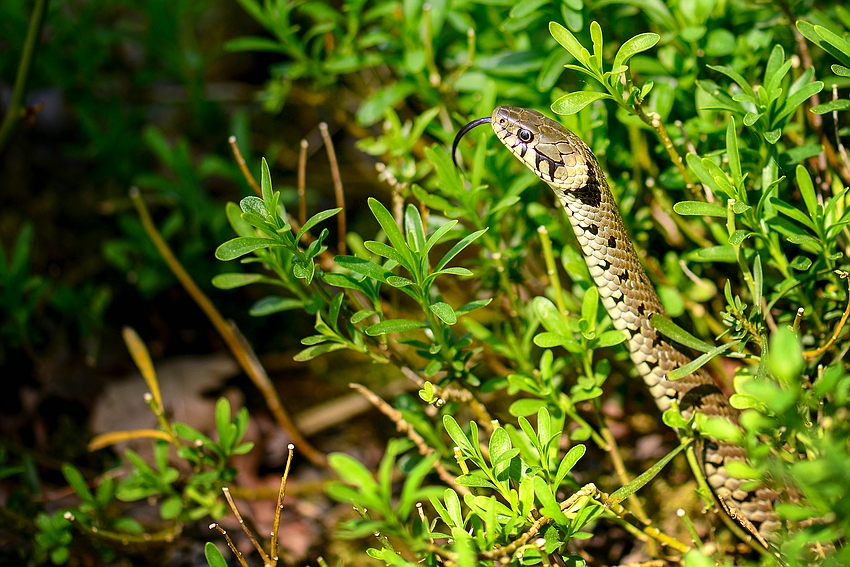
368,198 -> 413,267
334,256 -> 394,283
667,340 -> 740,380
249,297 -> 303,316
435,229 -> 487,271
296,208 -> 341,242
612,33 -> 660,70
673,201 -> 728,217
765,129 -> 781,144
592,329 -> 627,348
549,21 -> 590,66
430,302 -> 458,325
811,99 -> 850,114
768,326 -> 803,385
551,91 -> 613,116
205,542 -> 229,567
609,439 -> 689,505
365,319 -> 426,336
424,220 -> 459,253
532,476 -> 569,526
215,237 -> 282,261
697,416 -> 742,444
211,273 -> 264,289
554,444 -> 586,487
293,342 -> 348,361
455,298 -> 492,315
62,464 -> 94,504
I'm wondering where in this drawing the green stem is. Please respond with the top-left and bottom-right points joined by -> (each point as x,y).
0,0 -> 50,151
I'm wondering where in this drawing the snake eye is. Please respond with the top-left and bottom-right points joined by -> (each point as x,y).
517,129 -> 533,142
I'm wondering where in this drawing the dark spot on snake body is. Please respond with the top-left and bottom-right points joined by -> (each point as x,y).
575,175 -> 602,207
608,236 -> 616,248
637,302 -> 645,315
598,259 -> 609,270
587,224 -> 599,235
622,270 -> 630,281
681,383 -> 725,411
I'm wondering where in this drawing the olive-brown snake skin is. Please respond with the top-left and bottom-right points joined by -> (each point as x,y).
453,106 -> 779,548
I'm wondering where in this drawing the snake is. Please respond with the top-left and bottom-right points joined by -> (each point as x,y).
452,106 -> 779,548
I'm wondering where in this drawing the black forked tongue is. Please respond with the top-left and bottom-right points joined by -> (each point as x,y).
451,116 -> 492,169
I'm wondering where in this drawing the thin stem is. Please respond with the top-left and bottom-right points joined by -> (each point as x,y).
538,226 -> 567,317
804,271 -> 850,359
209,523 -> 251,567
129,188 -> 326,467
632,100 -> 696,193
298,139 -> 308,227
350,382 -> 470,495
0,0 -> 50,151
319,122 -> 347,254
270,444 -> 295,566
222,487 -> 271,566
228,136 -> 262,196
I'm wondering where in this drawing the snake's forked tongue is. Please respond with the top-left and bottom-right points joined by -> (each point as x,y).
451,116 -> 492,169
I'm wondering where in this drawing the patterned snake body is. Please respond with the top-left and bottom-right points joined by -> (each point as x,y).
454,106 -> 779,546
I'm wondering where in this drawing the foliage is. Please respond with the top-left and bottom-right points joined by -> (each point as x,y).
4,0 -> 850,565
213,1 -> 850,566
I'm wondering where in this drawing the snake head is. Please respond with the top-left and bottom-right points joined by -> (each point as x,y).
453,106 -> 593,197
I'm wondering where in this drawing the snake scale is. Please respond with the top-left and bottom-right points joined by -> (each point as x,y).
453,106 -> 780,548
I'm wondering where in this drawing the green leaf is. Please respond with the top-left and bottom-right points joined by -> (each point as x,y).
62,464 -> 94,504
297,208 -> 341,242
328,453 -> 379,492
435,229 -> 487,271
424,220 -> 459,253
698,416 -> 742,444
534,296 -> 570,336
430,302 -> 458,325
796,165 -> 818,220
364,241 -> 409,267
249,297 -> 303,316
612,33 -> 660,70
649,314 -> 714,352
367,198 -> 414,270
771,198 -> 816,231
443,415 -> 474,454
609,439 -> 689,505
211,273 -> 264,289
581,286 -> 599,329
690,245 -> 737,262
260,158 -> 274,210
532,476 -> 569,526
225,36 -> 288,53
455,298 -> 492,316
815,24 -> 850,66
673,201 -> 727,217
205,542 -> 229,567
667,340 -> 740,380
404,204 -> 427,253
589,20 -> 603,72
593,329 -> 627,348
509,398 -> 547,417
549,22 -> 590,66
334,256 -> 394,283
725,118 -> 742,185
215,237 -> 282,261
365,319 -> 426,336
811,99 -> 850,114
551,91 -> 613,116
554,444 -> 586,487
293,342 -> 348,361
768,326 -> 804,385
